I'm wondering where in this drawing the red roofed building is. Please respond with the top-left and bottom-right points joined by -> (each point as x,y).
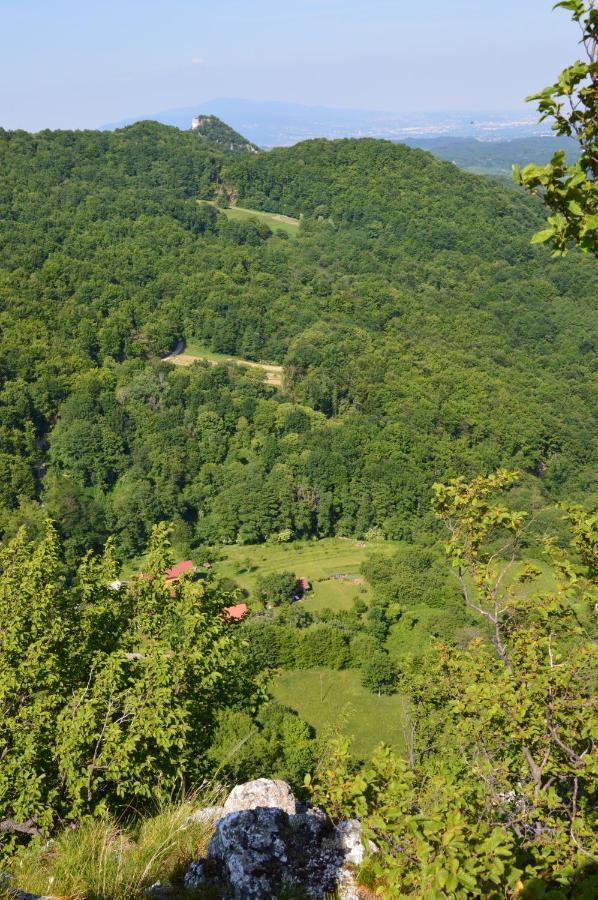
165,560 -> 196,581
296,577 -> 311,594
224,602 -> 248,621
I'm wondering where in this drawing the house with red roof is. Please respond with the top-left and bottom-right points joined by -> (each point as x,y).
224,602 -> 248,621
165,560 -> 196,581
295,577 -> 311,595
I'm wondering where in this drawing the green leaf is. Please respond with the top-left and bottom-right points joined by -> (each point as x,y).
553,1 -> 584,18
531,228 -> 556,244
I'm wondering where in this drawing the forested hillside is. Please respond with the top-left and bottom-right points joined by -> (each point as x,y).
0,123 -> 596,560
402,135 -> 581,177
1,118 -> 596,895
191,113 -> 260,152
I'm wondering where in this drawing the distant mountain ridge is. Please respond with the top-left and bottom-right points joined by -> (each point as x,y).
103,97 -> 553,146
402,135 -> 580,177
107,109 -> 577,180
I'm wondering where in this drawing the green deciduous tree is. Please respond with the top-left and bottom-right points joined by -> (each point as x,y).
310,473 -> 597,896
206,703 -> 316,792
255,570 -> 297,606
0,523 -> 246,853
514,1 -> 597,254
360,652 -> 398,695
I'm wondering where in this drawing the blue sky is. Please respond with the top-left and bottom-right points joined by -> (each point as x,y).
0,0 -> 579,130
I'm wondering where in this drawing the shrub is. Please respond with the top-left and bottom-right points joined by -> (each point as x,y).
277,604 -> 314,628
295,625 -> 350,669
360,652 -> 398,695
365,605 -> 390,643
242,622 -> 298,671
349,633 -> 380,668
255,571 -> 297,605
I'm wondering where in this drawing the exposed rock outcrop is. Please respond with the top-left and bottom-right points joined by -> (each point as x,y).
222,777 -> 296,817
184,778 -> 368,899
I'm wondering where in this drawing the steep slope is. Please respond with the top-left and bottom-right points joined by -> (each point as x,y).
191,114 -> 259,152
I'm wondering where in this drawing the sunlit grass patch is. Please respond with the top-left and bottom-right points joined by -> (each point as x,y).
6,793 -> 223,900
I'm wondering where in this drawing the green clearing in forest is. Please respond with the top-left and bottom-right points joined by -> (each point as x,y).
214,537 -> 403,610
199,200 -> 300,236
271,668 -> 408,759
164,340 -> 284,385
118,536 -> 401,597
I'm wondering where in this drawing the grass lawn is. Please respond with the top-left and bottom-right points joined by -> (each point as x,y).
118,536 -> 400,596
303,576 -> 371,613
199,200 -> 300,237
215,537 -> 402,610
164,340 -> 283,386
271,668 -> 408,759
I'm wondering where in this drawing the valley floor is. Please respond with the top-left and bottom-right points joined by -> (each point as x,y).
214,536 -> 402,611
272,667 -> 408,758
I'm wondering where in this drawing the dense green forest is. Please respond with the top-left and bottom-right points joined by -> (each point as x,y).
0,122 -> 596,559
0,119 -> 596,894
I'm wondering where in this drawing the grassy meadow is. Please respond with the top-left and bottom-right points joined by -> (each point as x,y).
271,668 -> 408,759
164,339 -> 284,385
214,536 -> 402,611
118,536 -> 400,605
199,199 -> 301,237
6,796 -> 221,900
120,532 -> 555,614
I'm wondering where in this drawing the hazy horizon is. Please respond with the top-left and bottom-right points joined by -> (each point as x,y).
1,0 -> 579,132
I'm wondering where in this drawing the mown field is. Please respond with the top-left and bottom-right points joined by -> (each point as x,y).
164,340 -> 284,386
121,529 -> 556,615
214,537 -> 403,611
271,668 -> 408,758
199,200 -> 301,237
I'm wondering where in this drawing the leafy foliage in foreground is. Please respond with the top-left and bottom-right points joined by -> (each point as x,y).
310,473 -> 597,897
515,0 -> 597,254
0,524 -> 246,852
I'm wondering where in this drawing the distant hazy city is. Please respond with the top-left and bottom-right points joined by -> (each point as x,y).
104,98 -> 554,147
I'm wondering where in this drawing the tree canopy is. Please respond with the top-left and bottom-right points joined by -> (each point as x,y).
0,124 -> 596,556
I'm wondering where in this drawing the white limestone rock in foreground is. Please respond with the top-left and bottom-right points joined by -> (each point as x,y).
185,778 -> 370,899
222,777 -> 297,816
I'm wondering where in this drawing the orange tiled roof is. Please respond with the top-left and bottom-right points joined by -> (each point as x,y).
165,560 -> 195,580
224,602 -> 248,620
